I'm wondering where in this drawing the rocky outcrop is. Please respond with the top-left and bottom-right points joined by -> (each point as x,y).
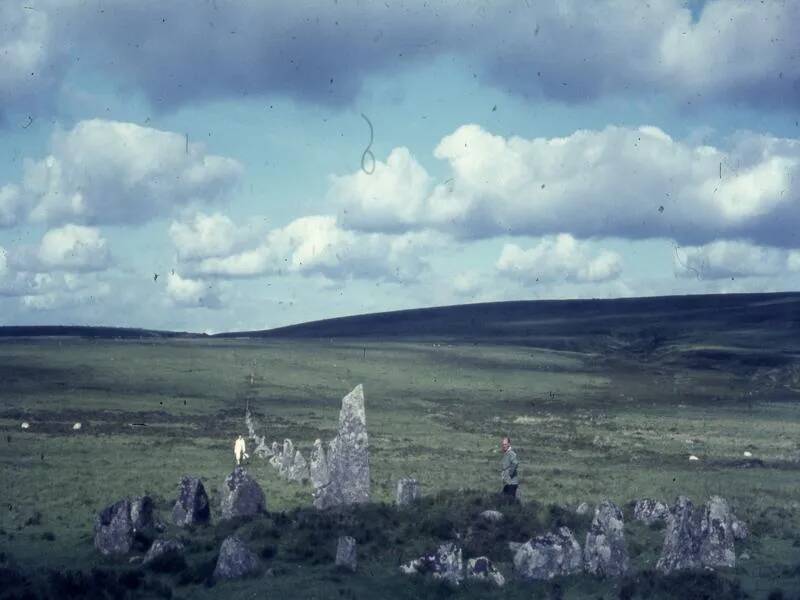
213,536 -> 260,580
94,496 -> 156,556
513,527 -> 583,581
313,385 -> 370,510
584,500 -> 629,577
172,476 -> 210,527
220,467 -> 266,521
396,478 -> 420,507
400,542 -> 464,585
466,556 -> 505,587
634,498 -> 670,525
335,536 -> 357,572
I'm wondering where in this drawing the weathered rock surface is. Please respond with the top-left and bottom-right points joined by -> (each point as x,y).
313,385 -> 370,510
466,556 -> 505,587
213,536 -> 260,580
634,498 -> 670,525
172,476 -> 210,527
279,439 -> 295,475
287,450 -> 310,483
479,510 -> 504,523
576,502 -> 591,515
400,542 -> 464,585
254,438 -> 272,458
699,496 -> 736,568
309,438 -> 330,489
656,496 -> 702,573
513,527 -> 583,581
94,496 -> 155,556
143,538 -> 185,567
396,478 -> 420,507
335,536 -> 357,572
220,467 -> 266,521
731,517 -> 749,541
584,500 -> 629,577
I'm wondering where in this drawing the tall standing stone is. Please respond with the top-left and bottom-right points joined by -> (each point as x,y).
279,439 -> 295,476
172,476 -> 210,527
396,478 -> 421,507
583,500 -> 629,577
313,385 -> 370,509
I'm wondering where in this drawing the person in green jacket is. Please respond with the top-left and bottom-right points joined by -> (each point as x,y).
500,436 -> 519,499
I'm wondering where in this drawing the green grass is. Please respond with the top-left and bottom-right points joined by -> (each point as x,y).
1,319 -> 799,598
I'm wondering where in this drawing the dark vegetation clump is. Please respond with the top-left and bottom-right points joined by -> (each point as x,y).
145,550 -> 187,574
617,569 -> 746,600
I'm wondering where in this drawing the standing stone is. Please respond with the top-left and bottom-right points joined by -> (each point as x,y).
172,476 -> 210,527
254,438 -> 272,458
313,385 -> 370,510
634,498 -> 670,525
699,496 -> 736,568
310,438 -> 330,489
396,478 -> 421,507
584,500 -> 629,577
466,556 -> 505,587
656,496 -> 702,573
220,467 -> 266,521
513,527 -> 583,580
213,536 -> 260,580
94,496 -> 155,556
279,439 -> 295,475
288,450 -> 310,483
335,536 -> 357,572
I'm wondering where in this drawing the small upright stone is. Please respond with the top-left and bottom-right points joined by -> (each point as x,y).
584,500 -> 629,577
432,542 -> 464,585
310,438 -> 330,489
335,536 -> 357,572
220,467 -> 266,521
699,496 -> 736,568
213,536 -> 260,580
396,478 -> 420,507
172,476 -> 210,527
279,439 -> 295,475
656,496 -> 702,573
288,450 -> 310,483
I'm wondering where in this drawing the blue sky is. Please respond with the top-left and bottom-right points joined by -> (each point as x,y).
1,0 -> 799,332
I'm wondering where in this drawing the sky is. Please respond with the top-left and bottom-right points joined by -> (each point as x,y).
0,0 -> 799,333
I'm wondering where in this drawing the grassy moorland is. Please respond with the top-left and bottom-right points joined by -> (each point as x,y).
1,292 -> 799,598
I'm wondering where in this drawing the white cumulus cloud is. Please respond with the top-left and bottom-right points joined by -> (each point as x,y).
674,240 -> 800,280
36,224 -> 111,272
165,272 -> 222,309
497,234 -> 622,284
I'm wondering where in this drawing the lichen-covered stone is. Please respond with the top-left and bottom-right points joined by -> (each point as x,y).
172,476 -> 210,527
634,498 -> 670,525
584,500 -> 629,577
699,496 -> 736,568
656,496 -> 702,573
220,467 -> 266,521
513,527 -> 583,580
396,478 -> 420,507
335,536 -> 357,572
213,536 -> 260,580
466,556 -> 505,587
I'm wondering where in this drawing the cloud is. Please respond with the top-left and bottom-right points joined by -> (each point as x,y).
177,213 -> 440,283
16,119 -> 242,225
2,1 -> 795,122
0,185 -> 24,228
334,124 -> 800,247
165,272 -> 222,309
673,239 -> 800,280
497,234 -> 622,284
35,224 -> 111,272
169,212 -> 260,261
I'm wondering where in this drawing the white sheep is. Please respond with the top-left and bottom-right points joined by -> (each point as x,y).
20,422 -> 29,430
73,422 -> 82,430
743,451 -> 752,457
688,455 -> 699,461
